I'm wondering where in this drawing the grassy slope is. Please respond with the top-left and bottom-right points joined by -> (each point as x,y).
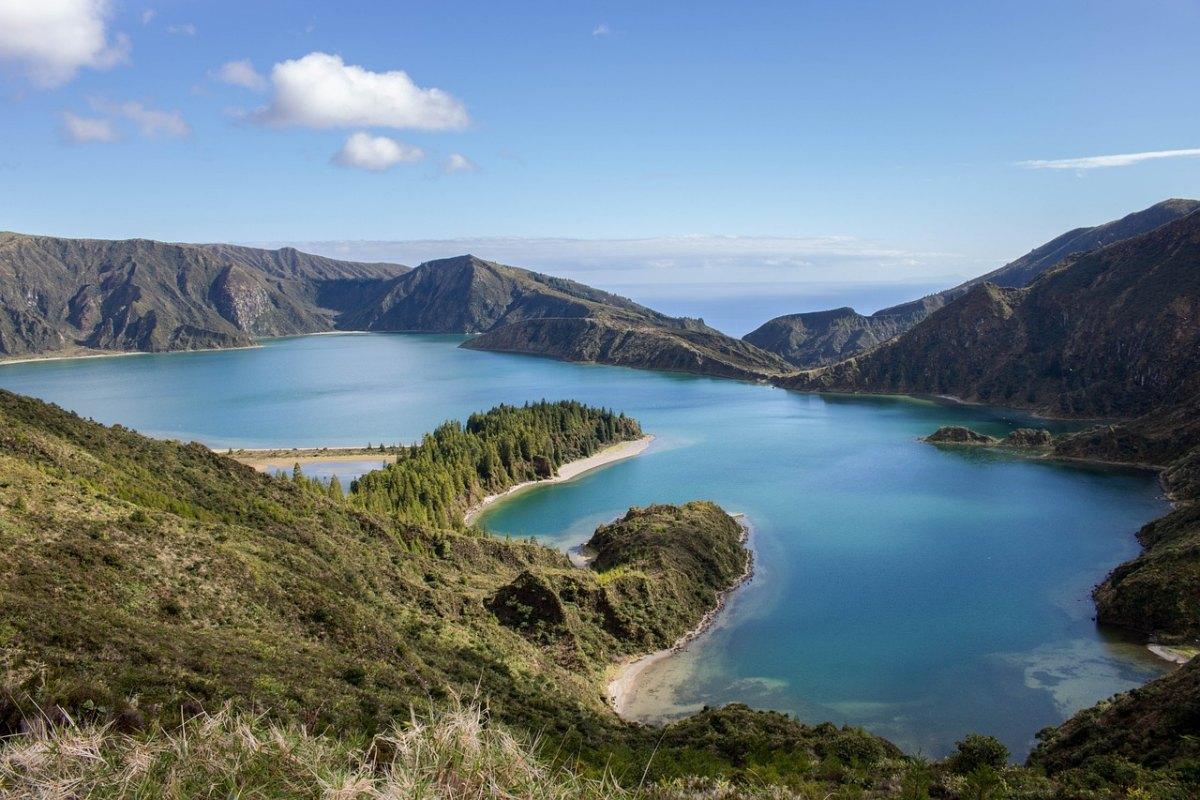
0,389 -> 919,792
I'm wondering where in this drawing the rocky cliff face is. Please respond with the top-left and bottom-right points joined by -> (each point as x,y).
342,254 -> 790,378
742,306 -> 914,367
780,209 -> 1200,419
340,254 -> 671,333
463,315 -> 791,380
0,239 -> 785,381
746,199 -> 1200,368
0,233 -> 409,357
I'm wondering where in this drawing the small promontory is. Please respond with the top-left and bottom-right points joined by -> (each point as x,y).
586,502 -> 750,648
924,426 -> 998,445
487,501 -> 750,656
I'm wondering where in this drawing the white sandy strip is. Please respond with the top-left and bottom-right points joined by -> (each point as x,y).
238,452 -> 398,471
606,515 -> 754,716
1148,644 -> 1197,665
463,435 -> 654,526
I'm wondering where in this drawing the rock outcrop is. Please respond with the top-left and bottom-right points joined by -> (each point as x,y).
924,426 -> 998,445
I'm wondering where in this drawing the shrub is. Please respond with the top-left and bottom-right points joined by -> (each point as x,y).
948,734 -> 1009,774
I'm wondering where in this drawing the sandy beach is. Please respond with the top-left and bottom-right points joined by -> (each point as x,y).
230,447 -> 398,472
1148,644 -> 1198,665
463,435 -> 654,525
606,515 -> 754,716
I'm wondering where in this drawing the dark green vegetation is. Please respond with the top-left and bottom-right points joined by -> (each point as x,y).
1031,656 -> 1200,785
783,208 -> 1200,420
0,232 -> 409,356
349,400 -> 641,527
746,199 -> 1199,368
924,426 -> 999,445
9,388 -> 1198,795
0,388 -> 918,794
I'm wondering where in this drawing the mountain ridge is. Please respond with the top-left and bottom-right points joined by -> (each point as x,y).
0,242 -> 787,379
778,208 -> 1200,419
745,198 -> 1200,367
0,231 -> 410,358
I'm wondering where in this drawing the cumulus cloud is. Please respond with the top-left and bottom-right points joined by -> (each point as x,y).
256,52 -> 469,130
332,132 -> 423,171
1018,147 -> 1200,170
441,153 -> 478,174
141,9 -> 155,25
593,23 -> 611,36
166,22 -> 196,36
213,59 -> 267,91
89,98 -> 190,138
0,0 -> 131,87
61,111 -> 117,143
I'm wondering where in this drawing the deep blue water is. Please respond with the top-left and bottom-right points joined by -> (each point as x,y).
0,333 -> 1170,757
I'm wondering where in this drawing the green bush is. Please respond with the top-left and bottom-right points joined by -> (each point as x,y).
949,734 -> 1009,774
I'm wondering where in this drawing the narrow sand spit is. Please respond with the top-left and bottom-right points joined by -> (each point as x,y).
606,515 -> 754,717
1148,644 -> 1197,665
234,449 -> 398,472
463,435 -> 654,525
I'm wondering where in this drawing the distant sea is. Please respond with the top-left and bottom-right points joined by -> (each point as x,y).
610,281 -> 953,337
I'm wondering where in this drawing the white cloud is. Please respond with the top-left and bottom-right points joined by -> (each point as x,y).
1018,147 -> 1200,171
90,98 -> 190,138
256,52 -> 468,130
442,153 -> 478,174
593,23 -> 611,36
213,59 -> 267,91
166,22 -> 196,36
141,9 -> 156,25
61,110 -> 116,143
0,0 -> 131,87
332,132 -> 423,171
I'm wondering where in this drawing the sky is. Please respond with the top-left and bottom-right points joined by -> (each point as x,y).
1,1 -> 1198,330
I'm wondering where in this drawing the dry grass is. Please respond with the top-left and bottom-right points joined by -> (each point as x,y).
0,698 -> 636,800
0,698 -> 887,800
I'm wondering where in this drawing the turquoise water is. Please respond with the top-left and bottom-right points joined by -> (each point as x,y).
0,333 -> 1170,757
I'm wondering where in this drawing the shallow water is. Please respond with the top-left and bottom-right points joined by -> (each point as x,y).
0,333 -> 1170,757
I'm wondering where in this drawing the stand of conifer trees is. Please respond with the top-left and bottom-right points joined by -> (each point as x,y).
347,401 -> 641,528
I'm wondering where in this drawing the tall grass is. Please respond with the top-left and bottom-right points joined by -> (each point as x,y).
0,698 -> 633,800
0,698 -> 873,799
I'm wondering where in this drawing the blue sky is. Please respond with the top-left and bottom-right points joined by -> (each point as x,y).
1,1 -> 1198,326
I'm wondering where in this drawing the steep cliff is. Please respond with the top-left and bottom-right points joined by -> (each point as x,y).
0,233 -> 408,357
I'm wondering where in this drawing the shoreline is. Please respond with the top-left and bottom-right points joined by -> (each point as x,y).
0,343 -> 264,368
1147,644 -> 1198,665
605,514 -> 755,717
463,435 -> 655,526
232,448 -> 399,472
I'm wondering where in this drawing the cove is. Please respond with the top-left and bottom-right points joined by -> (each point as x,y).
0,333 -> 1170,757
